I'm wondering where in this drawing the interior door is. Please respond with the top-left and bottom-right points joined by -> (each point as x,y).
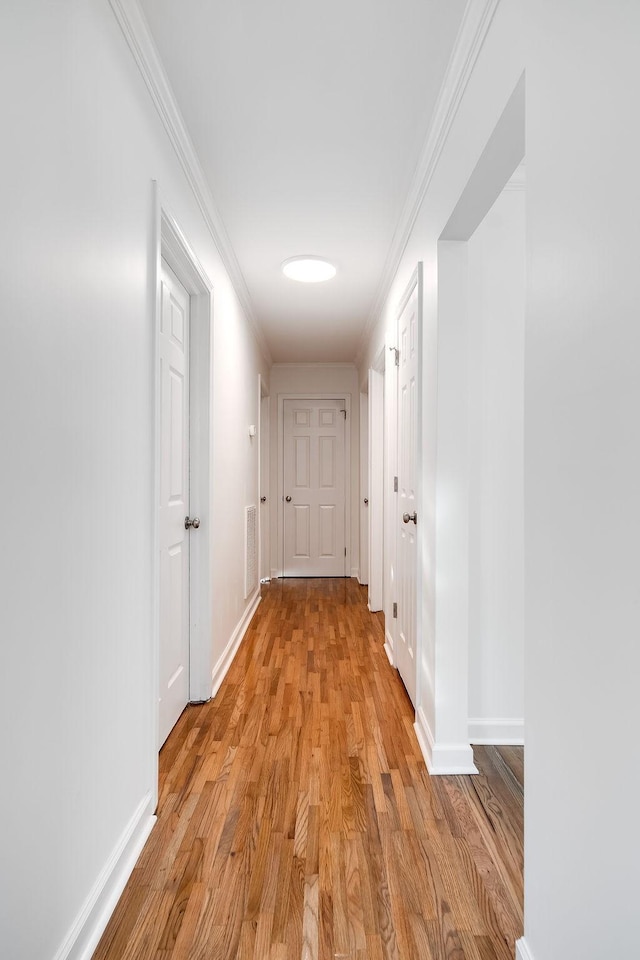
283,398 -> 346,577
360,390 -> 369,587
158,260 -> 190,746
396,279 -> 419,704
368,368 -> 384,611
259,392 -> 270,581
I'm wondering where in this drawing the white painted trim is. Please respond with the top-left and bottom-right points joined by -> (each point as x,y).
469,718 -> 524,745
52,794 -> 156,960
276,394 -> 352,579
372,345 -> 387,375
368,368 -> 384,612
258,378 -> 270,583
384,629 -> 395,667
150,183 -> 162,808
383,329 -> 399,657
350,566 -> 360,579
395,264 -> 423,708
211,589 -> 261,698
355,0 -> 500,363
107,0 -> 271,365
415,707 -> 479,775
158,201 -> 215,714
359,389 -> 369,588
161,206 -> 213,292
515,938 -> 535,960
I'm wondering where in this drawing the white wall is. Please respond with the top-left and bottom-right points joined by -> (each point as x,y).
359,0 -> 524,767
358,0 -> 640,955
524,1 -> 640,956
467,184 -> 525,742
0,3 -> 267,958
269,363 -> 360,579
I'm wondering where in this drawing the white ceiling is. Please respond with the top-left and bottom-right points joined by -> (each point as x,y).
140,0 -> 468,362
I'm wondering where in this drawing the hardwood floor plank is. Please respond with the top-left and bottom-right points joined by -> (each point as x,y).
301,875 -> 319,960
496,746 -> 524,791
92,579 -> 523,960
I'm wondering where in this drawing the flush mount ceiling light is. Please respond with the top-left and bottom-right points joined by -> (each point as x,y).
281,256 -> 336,283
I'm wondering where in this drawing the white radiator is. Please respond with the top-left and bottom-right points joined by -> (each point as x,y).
244,504 -> 258,599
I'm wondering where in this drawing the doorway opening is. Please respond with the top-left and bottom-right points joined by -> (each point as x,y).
152,199 -> 214,802
409,74 -> 525,777
390,267 -> 422,707
276,394 -> 351,578
258,376 -> 270,583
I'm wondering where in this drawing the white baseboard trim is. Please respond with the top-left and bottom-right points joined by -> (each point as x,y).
53,792 -> 156,960
383,628 -> 394,666
415,706 -> 478,775
469,717 -> 524,745
211,589 -> 261,698
516,937 -> 535,960
350,566 -> 360,580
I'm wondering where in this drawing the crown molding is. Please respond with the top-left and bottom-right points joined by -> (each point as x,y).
355,0 -> 501,365
108,0 -> 272,365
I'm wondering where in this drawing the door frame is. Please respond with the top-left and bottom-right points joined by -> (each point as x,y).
368,356 -> 385,612
394,264 -> 423,705
358,387 -> 368,587
258,375 -> 270,582
276,393 -> 351,578
151,189 -> 214,802
414,78 -> 525,775
383,329 -> 399,665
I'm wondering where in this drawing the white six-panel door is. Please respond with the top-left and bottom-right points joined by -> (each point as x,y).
368,368 -> 384,611
396,282 -> 419,704
158,261 -> 190,746
283,398 -> 346,577
259,392 -> 270,582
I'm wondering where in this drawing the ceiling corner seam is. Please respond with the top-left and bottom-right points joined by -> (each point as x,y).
355,0 -> 502,363
107,0 -> 272,367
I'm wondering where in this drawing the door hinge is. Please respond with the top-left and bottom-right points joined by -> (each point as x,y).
392,602 -> 398,618
393,475 -> 398,493
389,346 -> 399,366
340,408 -> 347,419
344,547 -> 347,557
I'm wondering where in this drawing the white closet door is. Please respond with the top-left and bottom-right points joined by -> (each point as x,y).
396,284 -> 419,704
158,260 -> 190,746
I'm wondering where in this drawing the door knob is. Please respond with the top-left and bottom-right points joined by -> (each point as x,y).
402,512 -> 417,525
185,516 -> 200,529
364,498 -> 369,505
260,496 -> 267,503
285,495 -> 292,502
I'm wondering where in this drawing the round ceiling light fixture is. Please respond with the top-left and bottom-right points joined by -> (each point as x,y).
281,255 -> 336,283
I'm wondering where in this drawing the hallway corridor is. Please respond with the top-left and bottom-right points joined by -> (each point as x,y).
93,580 -> 523,960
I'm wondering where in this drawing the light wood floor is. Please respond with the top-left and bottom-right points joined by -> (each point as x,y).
93,578 -> 523,960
